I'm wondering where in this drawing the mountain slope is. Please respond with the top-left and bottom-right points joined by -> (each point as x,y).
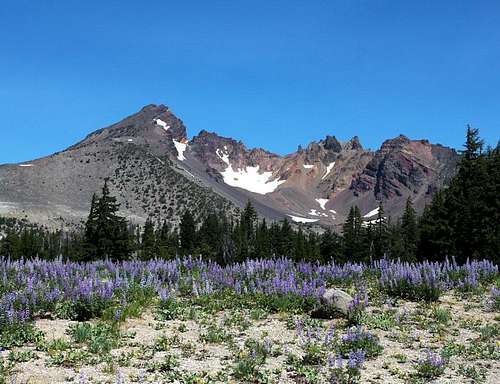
0,105 -> 237,228
0,104 -> 459,228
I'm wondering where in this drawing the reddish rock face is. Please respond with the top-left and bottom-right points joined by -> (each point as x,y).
350,135 -> 457,203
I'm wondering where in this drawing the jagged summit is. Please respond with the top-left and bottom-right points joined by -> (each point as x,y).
0,104 -> 459,228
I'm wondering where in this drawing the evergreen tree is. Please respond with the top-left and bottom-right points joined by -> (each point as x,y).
372,201 -> 389,259
418,191 -> 452,261
418,126 -> 499,263
156,220 -> 178,259
343,206 -> 364,261
83,181 -> 131,260
141,218 -> 156,259
197,212 -> 223,260
255,219 -> 272,259
278,218 -> 294,257
319,229 -> 343,263
179,210 -> 196,255
400,197 -> 418,261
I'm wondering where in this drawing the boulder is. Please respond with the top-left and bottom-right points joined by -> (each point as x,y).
311,288 -> 353,319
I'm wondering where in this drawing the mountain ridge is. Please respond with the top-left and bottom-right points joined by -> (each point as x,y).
0,103 -> 459,229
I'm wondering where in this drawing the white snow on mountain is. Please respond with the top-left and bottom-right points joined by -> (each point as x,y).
321,162 -> 335,180
288,215 -> 319,223
216,148 -> 230,165
173,140 -> 187,161
362,217 -> 383,227
309,209 -> 328,217
19,164 -> 33,167
303,164 -> 314,169
363,207 -> 380,218
155,119 -> 170,132
220,163 -> 285,195
329,209 -> 337,214
315,198 -> 329,210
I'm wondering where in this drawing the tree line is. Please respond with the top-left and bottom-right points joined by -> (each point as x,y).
1,127 -> 498,265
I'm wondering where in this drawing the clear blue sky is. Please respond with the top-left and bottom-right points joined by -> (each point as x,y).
1,1 -> 499,163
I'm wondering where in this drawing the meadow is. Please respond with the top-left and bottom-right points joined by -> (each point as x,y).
0,257 -> 499,383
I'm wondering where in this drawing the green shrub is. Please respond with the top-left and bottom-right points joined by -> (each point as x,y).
67,322 -> 120,355
0,323 -> 44,349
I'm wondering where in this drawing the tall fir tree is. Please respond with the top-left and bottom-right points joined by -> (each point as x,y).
343,206 -> 365,261
141,218 -> 156,260
179,210 -> 196,255
372,201 -> 389,259
83,181 -> 131,260
400,197 -> 418,261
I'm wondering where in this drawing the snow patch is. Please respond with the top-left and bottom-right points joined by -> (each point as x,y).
321,162 -> 335,180
19,164 -> 33,167
362,218 -> 383,227
315,198 -> 329,210
329,209 -> 337,214
216,148 -> 230,165
173,140 -> 188,161
303,164 -> 314,169
216,147 -> 285,195
363,207 -> 380,218
155,119 -> 170,132
220,164 -> 285,195
309,209 -> 328,217
127,139 -> 134,142
288,215 -> 319,223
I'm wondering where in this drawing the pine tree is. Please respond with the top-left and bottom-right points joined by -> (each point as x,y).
278,218 -> 294,257
343,206 -> 364,261
319,229 -> 343,263
400,197 -> 418,261
141,218 -> 156,259
373,201 -> 389,259
418,190 -> 452,261
156,220 -> 178,259
179,210 -> 196,255
83,181 -> 131,260
255,219 -> 272,259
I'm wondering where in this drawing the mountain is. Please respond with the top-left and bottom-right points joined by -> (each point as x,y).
0,104 -> 459,229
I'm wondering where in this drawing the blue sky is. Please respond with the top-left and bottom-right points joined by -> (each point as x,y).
1,1 -> 499,163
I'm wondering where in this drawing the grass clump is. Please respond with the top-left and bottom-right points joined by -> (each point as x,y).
0,323 -> 44,349
67,322 -> 120,355
199,324 -> 231,344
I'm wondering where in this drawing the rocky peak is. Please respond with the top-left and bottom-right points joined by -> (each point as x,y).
379,134 -> 410,152
322,135 -> 342,152
350,135 -> 458,200
70,104 -> 187,152
344,136 -> 363,150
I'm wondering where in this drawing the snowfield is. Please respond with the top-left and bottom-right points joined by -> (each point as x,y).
363,207 -> 380,218
217,148 -> 285,195
173,140 -> 188,161
288,215 -> 319,223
